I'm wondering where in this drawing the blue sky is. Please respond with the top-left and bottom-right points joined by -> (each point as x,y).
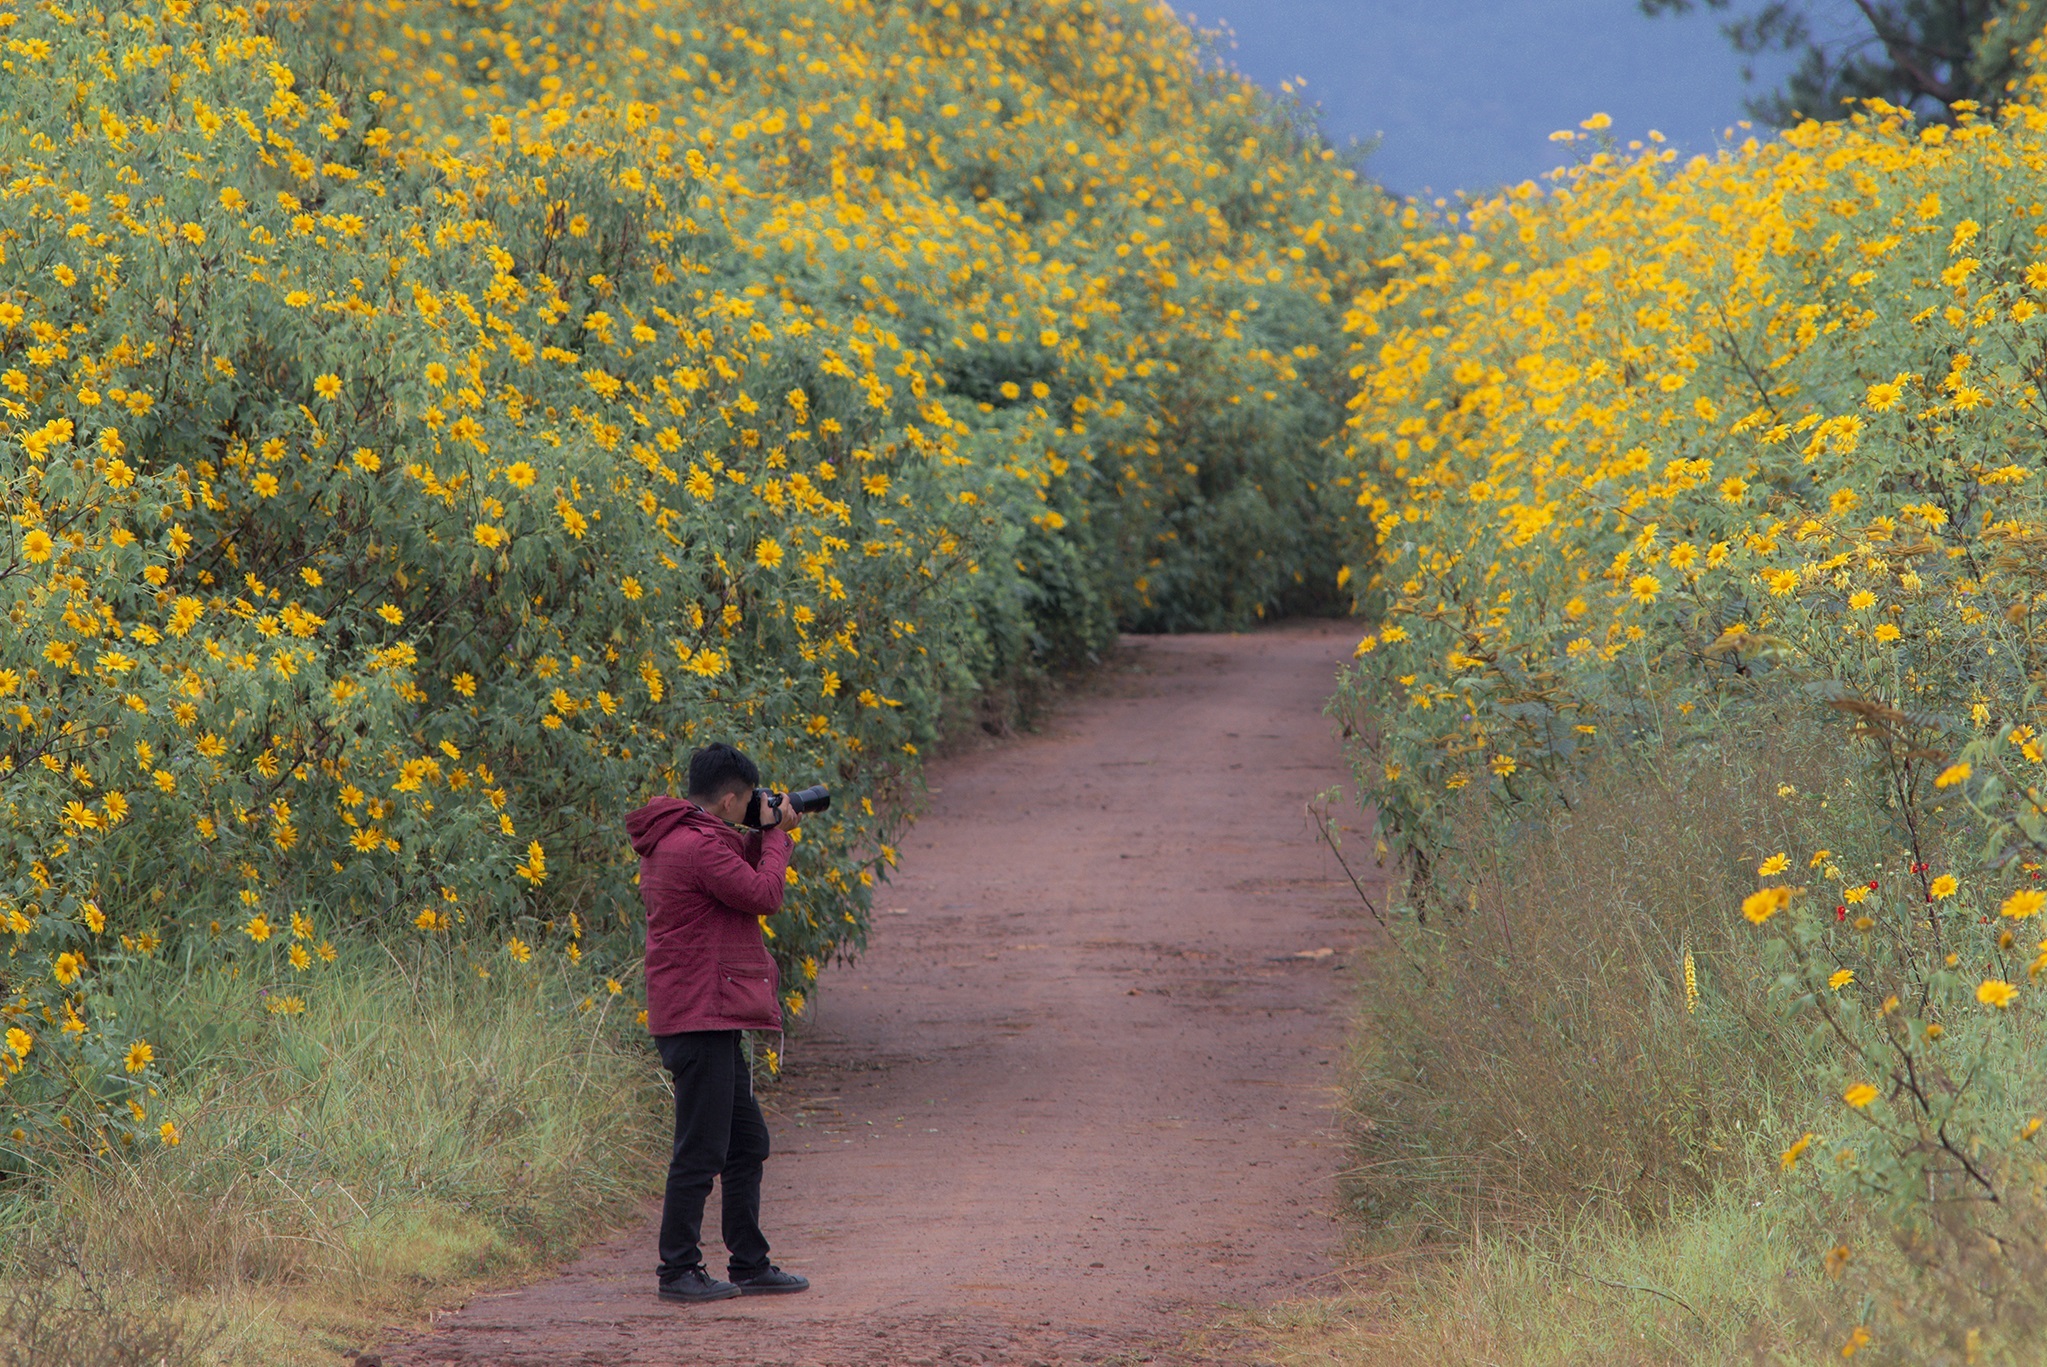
1192,0 -> 1796,196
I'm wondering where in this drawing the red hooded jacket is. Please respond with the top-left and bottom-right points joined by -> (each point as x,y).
626,795 -> 789,1036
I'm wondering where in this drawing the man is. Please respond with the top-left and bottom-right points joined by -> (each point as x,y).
625,742 -> 812,1303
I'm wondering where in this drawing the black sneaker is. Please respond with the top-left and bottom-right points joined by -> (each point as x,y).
729,1265 -> 810,1295
657,1267 -> 741,1303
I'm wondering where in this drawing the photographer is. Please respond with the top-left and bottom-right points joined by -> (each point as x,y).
625,743 -> 812,1304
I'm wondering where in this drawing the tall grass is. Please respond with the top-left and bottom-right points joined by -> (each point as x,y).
1246,1192 -> 1813,1367
1263,702 -> 2047,1364
1343,706 -> 1827,1238
0,947 -> 670,1363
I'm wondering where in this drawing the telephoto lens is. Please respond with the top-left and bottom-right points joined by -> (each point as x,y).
742,785 -> 829,826
786,784 -> 831,813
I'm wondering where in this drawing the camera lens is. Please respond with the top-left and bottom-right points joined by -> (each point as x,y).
788,784 -> 831,814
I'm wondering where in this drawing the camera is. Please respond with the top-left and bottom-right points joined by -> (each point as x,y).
743,784 -> 831,828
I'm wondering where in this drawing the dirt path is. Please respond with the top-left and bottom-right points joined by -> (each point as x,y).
384,622 -> 1373,1366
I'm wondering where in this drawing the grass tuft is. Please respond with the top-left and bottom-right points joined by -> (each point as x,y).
0,948 -> 671,1362
1263,714 -> 2047,1364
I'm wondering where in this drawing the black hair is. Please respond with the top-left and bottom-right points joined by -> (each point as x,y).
686,742 -> 758,801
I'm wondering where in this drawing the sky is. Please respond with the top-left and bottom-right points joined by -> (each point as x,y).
1191,0 -> 1798,196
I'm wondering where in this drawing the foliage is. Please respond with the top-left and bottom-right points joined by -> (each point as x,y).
1332,729 -> 1805,1235
2,1240 -> 219,1367
1640,0 -> 2045,126
1242,1189 -> 1813,1367
0,0 -> 1386,1176
4,945 -> 665,1364
1337,52 -> 2047,1361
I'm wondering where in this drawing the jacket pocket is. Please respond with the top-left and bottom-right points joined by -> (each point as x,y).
716,956 -> 780,1025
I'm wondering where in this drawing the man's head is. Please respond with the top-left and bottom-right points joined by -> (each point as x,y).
687,742 -> 759,826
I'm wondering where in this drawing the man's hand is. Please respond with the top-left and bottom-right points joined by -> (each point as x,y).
762,795 -> 804,831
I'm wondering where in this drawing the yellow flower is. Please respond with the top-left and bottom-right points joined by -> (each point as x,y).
1978,979 -> 2019,1009
755,538 -> 785,569
507,937 -> 532,963
2000,889 -> 2046,920
1742,886 -> 1794,924
125,1040 -> 154,1073
505,461 -> 537,488
1780,1132 -> 1814,1170
1930,874 -> 1957,900
313,373 -> 343,399
244,914 -> 273,943
1934,762 -> 1970,788
1489,753 -> 1517,777
1843,1082 -> 1879,1109
1828,969 -> 1854,991
52,952 -> 85,985
21,529 -> 53,563
1628,574 -> 1661,604
1757,852 -> 1789,876
159,1121 -> 181,1146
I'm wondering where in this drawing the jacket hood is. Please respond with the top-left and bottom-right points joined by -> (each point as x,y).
625,795 -> 726,856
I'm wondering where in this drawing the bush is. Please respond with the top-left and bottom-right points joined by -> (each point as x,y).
1334,55 -> 2047,1363
0,0 -> 1391,1171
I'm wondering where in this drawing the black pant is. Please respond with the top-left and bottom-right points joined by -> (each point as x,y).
654,1030 -> 772,1281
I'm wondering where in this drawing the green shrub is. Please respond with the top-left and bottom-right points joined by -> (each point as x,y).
0,0 -> 1391,1168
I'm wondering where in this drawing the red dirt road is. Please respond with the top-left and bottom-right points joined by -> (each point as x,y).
385,622 -> 1372,1366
